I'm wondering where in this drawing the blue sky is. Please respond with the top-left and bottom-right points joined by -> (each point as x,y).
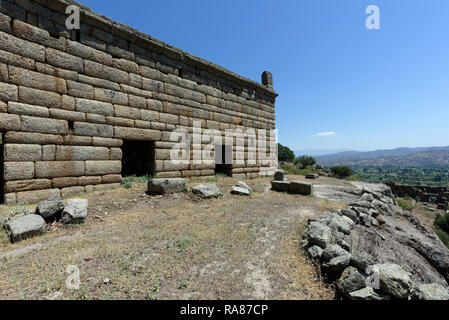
80,0 -> 449,154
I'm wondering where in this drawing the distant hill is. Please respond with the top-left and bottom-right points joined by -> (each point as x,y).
316,146 -> 449,164
318,149 -> 449,168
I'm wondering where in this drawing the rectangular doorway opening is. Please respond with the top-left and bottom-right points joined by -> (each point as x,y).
215,144 -> 233,176
0,132 -> 4,204
121,140 -> 155,177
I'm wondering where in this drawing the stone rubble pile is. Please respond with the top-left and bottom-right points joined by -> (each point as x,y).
4,194 -> 88,243
271,170 -> 312,195
303,184 -> 449,300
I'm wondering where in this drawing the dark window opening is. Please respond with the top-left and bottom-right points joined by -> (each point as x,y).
178,68 -> 184,78
215,144 -> 233,176
0,132 -> 4,204
68,120 -> 74,130
121,140 -> 155,177
75,30 -> 81,42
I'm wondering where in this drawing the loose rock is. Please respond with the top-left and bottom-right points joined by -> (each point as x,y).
61,199 -> 88,224
6,214 -> 46,243
36,194 -> 64,220
192,184 -> 222,198
231,186 -> 250,196
336,267 -> 367,294
148,178 -> 186,194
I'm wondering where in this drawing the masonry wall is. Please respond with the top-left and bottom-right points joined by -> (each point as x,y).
0,0 -> 278,205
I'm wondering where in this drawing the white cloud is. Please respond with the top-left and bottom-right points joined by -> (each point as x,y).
315,131 -> 335,137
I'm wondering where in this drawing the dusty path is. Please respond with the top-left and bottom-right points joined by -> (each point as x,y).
0,176 -> 340,300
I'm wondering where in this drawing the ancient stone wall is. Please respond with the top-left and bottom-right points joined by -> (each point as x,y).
387,181 -> 449,205
0,0 -> 278,205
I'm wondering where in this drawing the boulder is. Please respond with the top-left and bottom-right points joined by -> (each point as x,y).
412,283 -> 449,300
36,194 -> 64,220
349,287 -> 391,300
231,186 -> 250,196
304,221 -> 332,248
350,251 -> 374,272
60,199 -> 88,224
306,245 -> 324,260
289,181 -> 312,195
235,181 -> 252,193
340,209 -> 358,223
192,184 -> 222,198
326,253 -> 351,274
322,244 -> 349,262
148,178 -> 186,194
6,214 -> 46,243
375,263 -> 414,299
336,267 -> 367,294
273,170 -> 286,181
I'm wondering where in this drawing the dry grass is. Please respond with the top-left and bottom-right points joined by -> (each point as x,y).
0,176 -> 341,300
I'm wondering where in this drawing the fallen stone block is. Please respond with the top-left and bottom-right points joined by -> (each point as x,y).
61,199 -> 88,224
235,181 -> 252,193
36,193 -> 64,220
6,214 -> 46,243
273,170 -> 286,181
374,263 -> 414,299
306,173 -> 319,179
231,186 -> 250,196
192,184 -> 222,198
290,181 -> 312,195
271,181 -> 290,192
147,178 -> 186,194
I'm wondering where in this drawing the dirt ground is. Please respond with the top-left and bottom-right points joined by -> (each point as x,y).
0,175 -> 346,300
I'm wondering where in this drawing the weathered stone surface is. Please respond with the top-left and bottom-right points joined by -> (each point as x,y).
192,184 -> 223,198
8,102 -> 49,117
12,20 -> 65,51
61,186 -> 85,198
325,253 -> 351,274
36,194 -> 64,220
350,251 -> 374,272
304,221 -> 332,248
0,30 -> 45,62
306,245 -> 323,260
102,174 -> 122,184
0,82 -> 18,101
273,170 -> 285,181
85,161 -> 122,175
74,122 -> 113,137
4,162 -> 34,180
75,98 -> 114,116
4,144 -> 41,161
336,267 -> 367,294
55,146 -> 110,161
84,60 -> 129,84
6,214 -> 46,243
114,126 -> 161,141
412,283 -> 449,300
16,189 -> 60,204
61,199 -> 88,224
235,181 -> 252,192
46,48 -> 83,73
348,287 -> 391,301
5,179 -> 51,193
19,87 -> 61,108
148,178 -> 187,194
322,244 -> 350,262
21,115 -> 68,134
9,66 -> 66,94
0,113 -> 20,131
35,161 -> 85,178
231,186 -> 250,196
5,131 -> 63,145
374,263 -> 414,299
290,181 -> 313,195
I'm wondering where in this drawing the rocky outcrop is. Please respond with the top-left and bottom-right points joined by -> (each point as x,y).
303,182 -> 449,300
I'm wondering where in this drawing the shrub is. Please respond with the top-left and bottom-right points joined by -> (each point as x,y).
278,143 -> 295,163
434,212 -> 449,234
397,198 -> 414,211
435,228 -> 449,249
330,166 -> 353,179
294,155 -> 317,169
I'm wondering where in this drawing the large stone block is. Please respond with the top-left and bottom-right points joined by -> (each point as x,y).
114,126 -> 161,141
0,30 -> 45,62
52,177 -> 78,188
74,122 -> 113,137
61,186 -> 85,198
67,40 -> 113,66
21,115 -> 68,134
8,102 -> 49,117
78,176 -> 102,186
84,60 -> 129,84
67,81 -> 94,99
35,161 -> 85,178
115,105 -> 141,119
4,179 -> 51,193
16,189 -> 60,205
92,137 -> 123,147
49,109 -> 86,122
148,178 -> 186,194
9,66 -> 67,94
75,98 -> 114,116
0,113 -> 20,131
271,181 -> 290,192
6,214 -> 46,243
94,88 -> 128,105
19,87 -> 61,108
4,162 -> 34,180
102,174 -> 122,183
46,48 -> 83,73
290,181 -> 313,195
0,12 -> 11,33
4,144 -> 42,161
12,20 -> 65,51
85,160 -> 122,175
0,82 -> 18,101
55,146 -> 110,161
4,131 -> 63,145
